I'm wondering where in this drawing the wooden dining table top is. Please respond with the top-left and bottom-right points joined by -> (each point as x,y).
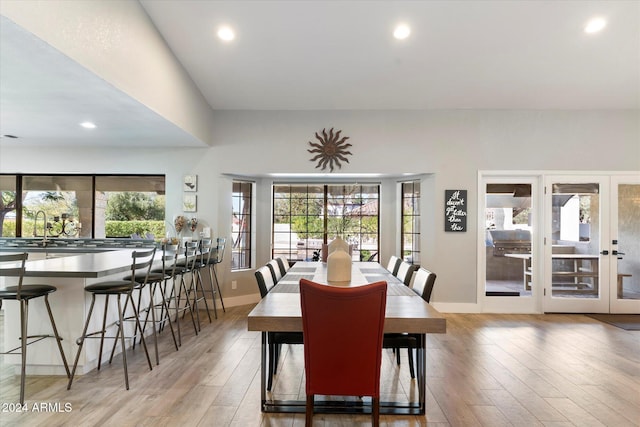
247,261 -> 446,334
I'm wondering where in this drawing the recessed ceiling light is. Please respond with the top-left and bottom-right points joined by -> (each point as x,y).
584,17 -> 606,34
80,122 -> 96,129
393,24 -> 411,40
217,26 -> 235,41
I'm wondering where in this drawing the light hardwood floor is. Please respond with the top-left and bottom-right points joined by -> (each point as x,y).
1,305 -> 639,426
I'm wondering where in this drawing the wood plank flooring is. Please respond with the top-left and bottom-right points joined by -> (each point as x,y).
1,306 -> 639,426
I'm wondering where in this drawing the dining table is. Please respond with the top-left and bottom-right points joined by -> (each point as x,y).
247,261 -> 446,415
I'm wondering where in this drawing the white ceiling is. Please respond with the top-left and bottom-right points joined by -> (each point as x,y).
1,1 -> 638,148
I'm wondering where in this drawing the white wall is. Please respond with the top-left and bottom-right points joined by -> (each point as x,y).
2,109 -> 638,310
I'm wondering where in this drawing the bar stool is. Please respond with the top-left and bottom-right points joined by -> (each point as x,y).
151,244 -> 198,346
115,244 -> 179,365
190,238 -> 214,321
175,241 -> 203,331
203,237 -> 226,314
0,253 -> 70,404
67,249 -> 154,391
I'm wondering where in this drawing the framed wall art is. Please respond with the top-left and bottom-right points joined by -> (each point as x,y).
183,174 -> 197,191
183,194 -> 197,212
445,189 -> 467,232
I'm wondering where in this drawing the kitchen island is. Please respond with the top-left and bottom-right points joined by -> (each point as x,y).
1,248 -> 160,376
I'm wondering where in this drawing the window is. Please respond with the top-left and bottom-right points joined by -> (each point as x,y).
273,183 -> 380,262
401,181 -> 420,264
0,175 -> 17,237
0,174 -> 165,238
95,176 -> 166,238
22,175 -> 93,238
232,180 -> 252,270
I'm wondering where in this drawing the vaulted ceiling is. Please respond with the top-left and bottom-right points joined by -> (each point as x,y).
1,1 -> 638,148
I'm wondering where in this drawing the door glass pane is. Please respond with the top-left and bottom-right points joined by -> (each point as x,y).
485,183 -> 532,297
616,184 -> 640,300
551,183 -> 600,299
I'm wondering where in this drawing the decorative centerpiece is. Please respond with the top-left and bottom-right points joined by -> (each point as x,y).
189,217 -> 198,232
326,237 -> 352,282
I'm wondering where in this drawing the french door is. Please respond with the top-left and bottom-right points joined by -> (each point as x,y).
543,174 -> 640,313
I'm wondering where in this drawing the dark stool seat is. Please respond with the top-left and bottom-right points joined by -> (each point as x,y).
0,253 -> 70,405
0,284 -> 57,297
85,281 -> 135,294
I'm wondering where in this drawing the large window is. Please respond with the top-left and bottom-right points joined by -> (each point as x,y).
273,183 -> 379,262
232,180 -> 252,270
95,176 -> 165,238
401,181 -> 420,264
0,174 -> 165,238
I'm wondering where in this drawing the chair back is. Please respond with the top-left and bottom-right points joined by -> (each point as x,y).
199,238 -> 213,265
183,240 -> 199,271
266,259 -> 283,283
387,255 -> 401,275
396,261 -> 419,286
275,255 -> 290,275
0,253 -> 27,299
129,247 -> 157,286
255,266 -> 276,298
160,243 -> 179,276
300,279 -> 387,398
213,238 -> 226,263
412,267 -> 437,302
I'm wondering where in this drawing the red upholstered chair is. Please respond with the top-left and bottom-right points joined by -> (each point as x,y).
300,279 -> 387,427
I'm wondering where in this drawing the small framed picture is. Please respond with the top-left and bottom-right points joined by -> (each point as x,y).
183,174 -> 197,192
183,194 -> 197,212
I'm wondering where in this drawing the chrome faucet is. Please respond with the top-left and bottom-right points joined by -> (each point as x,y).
33,210 -> 49,246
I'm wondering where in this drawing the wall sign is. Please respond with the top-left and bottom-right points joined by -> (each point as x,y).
445,190 -> 467,232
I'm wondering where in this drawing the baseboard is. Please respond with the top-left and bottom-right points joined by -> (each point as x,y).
430,302 -> 480,313
205,293 -> 261,309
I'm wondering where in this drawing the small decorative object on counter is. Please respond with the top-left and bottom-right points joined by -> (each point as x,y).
190,217 -> 198,232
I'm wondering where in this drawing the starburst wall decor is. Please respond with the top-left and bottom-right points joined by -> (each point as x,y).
307,128 -> 352,172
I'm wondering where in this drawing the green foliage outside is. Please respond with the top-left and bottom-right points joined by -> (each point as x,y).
105,221 -> 165,238
105,192 -> 164,221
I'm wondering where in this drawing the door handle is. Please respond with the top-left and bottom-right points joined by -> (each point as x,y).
612,250 -> 625,255
600,250 -> 609,255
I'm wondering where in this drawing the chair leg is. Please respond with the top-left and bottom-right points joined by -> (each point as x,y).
305,394 -> 314,426
147,282 -> 160,365
408,347 -> 415,379
185,272 -> 202,331
178,274 -> 199,335
116,294 -> 130,390
68,294 -> 97,390
156,281 -> 179,351
43,295 -> 70,378
205,266 -> 219,319
127,292 -> 153,371
19,300 -> 28,405
213,264 -> 226,312
372,396 -> 380,427
97,294 -> 110,369
194,269 -> 213,322
165,277 -> 183,346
